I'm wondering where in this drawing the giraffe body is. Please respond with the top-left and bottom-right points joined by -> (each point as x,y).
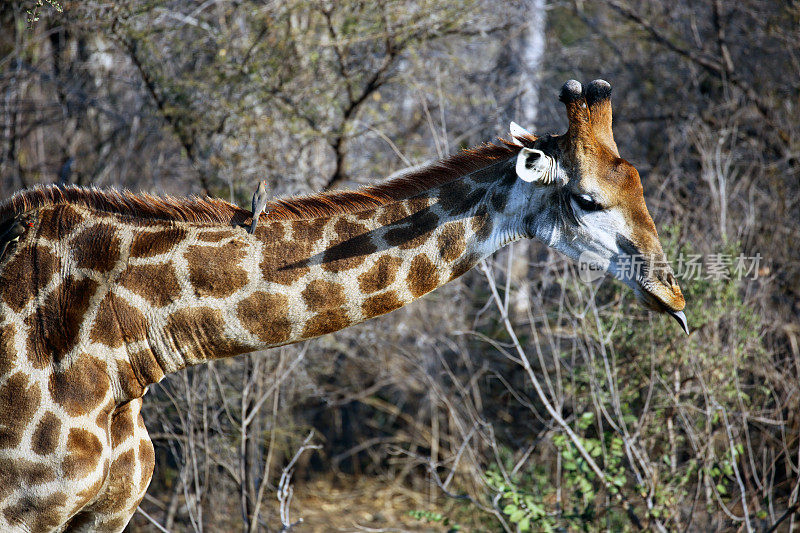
0,176 -> 504,532
0,80 -> 685,531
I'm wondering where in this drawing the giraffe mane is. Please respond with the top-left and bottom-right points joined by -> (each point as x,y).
0,185 -> 249,225
266,139 -> 526,220
0,138 -> 529,224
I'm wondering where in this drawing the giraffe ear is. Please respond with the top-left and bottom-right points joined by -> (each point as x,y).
515,148 -> 554,184
509,121 -> 533,146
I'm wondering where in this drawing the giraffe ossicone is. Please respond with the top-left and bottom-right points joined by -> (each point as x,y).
0,79 -> 685,532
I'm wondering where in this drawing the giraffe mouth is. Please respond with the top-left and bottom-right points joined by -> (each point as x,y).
633,280 -> 689,334
667,309 -> 689,335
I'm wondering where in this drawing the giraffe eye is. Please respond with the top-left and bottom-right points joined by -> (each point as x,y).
571,193 -> 604,212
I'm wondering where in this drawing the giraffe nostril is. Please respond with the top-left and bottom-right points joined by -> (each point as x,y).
651,261 -> 677,288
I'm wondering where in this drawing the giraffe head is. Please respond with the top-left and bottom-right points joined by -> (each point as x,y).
508,79 -> 687,333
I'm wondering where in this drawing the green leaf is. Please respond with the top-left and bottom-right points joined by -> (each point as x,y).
509,509 -> 527,522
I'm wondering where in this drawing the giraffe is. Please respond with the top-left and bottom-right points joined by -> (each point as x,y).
0,79 -> 685,532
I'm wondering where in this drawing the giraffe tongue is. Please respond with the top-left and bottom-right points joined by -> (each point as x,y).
667,309 -> 689,335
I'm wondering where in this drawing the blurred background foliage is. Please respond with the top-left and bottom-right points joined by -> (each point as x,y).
1,0 -> 799,531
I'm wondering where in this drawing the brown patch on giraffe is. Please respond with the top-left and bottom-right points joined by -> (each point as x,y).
358,255 -> 403,294
90,292 -> 149,348
437,222 -> 466,263
118,262 -> 182,307
111,407 -> 135,446
256,220 -> 286,243
384,209 -> 439,250
449,253 -> 478,281
406,195 -> 432,213
0,372 -> 41,449
197,229 -> 236,242
302,279 -> 346,310
237,292 -> 292,344
0,323 -> 16,377
130,348 -> 165,387
2,490 -> 67,532
25,460 -> 57,485
38,204 -> 84,241
321,219 -> 377,273
334,219 -> 370,243
114,449 -> 136,479
0,459 -> 57,489
1,244 -> 60,313
139,437 -> 155,491
471,205 -> 494,241
407,255 -> 439,298
165,307 -> 250,362
377,202 -> 409,226
302,308 -> 350,338
71,222 -> 121,272
116,359 -> 145,399
129,227 -> 187,258
292,219 -> 326,243
63,428 -> 104,479
259,221 -> 320,286
96,404 -> 112,433
362,291 -> 404,318
0,459 -> 58,502
25,275 -> 98,368
49,353 -> 110,417
185,240 -> 249,298
355,209 -> 376,220
31,411 -> 61,456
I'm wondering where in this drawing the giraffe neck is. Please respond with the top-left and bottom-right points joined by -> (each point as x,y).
146,161 -> 525,380
4,157 -> 545,401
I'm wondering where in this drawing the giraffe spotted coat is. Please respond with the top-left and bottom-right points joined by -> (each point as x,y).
0,165 -> 507,531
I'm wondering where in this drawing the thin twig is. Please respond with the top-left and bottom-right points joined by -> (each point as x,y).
716,402 -> 753,532
766,504 -> 800,533
137,507 -> 172,533
277,431 -> 321,531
